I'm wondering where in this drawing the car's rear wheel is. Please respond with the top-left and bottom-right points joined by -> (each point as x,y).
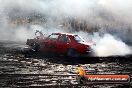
67,48 -> 78,58
31,42 -> 40,52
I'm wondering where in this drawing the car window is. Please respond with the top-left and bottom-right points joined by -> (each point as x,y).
58,35 -> 68,42
48,34 -> 59,40
74,35 -> 85,43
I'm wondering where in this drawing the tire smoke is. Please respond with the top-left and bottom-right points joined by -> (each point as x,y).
0,0 -> 132,56
76,31 -> 131,56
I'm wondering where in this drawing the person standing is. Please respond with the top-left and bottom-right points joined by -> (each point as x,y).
76,64 -> 86,84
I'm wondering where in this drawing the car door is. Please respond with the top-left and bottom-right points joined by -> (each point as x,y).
56,35 -> 70,53
48,34 -> 59,52
41,34 -> 59,52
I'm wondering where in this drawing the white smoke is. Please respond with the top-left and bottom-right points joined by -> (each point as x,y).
92,34 -> 131,56
98,0 -> 132,24
0,0 -> 132,41
75,31 -> 131,56
0,0 -> 132,56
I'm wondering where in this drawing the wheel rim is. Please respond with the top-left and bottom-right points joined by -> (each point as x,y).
67,49 -> 77,57
32,42 -> 40,52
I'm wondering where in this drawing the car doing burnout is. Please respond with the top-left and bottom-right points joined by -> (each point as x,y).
26,32 -> 94,57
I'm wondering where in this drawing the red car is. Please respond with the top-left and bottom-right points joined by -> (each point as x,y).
26,32 -> 94,57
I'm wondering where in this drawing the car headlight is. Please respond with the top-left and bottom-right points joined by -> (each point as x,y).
86,47 -> 92,53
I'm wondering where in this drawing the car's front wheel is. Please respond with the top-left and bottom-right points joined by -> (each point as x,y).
67,48 -> 78,58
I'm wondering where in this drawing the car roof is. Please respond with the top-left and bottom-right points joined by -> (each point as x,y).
52,33 -> 77,36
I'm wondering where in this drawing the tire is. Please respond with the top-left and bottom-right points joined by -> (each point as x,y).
67,48 -> 78,58
31,42 -> 40,52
